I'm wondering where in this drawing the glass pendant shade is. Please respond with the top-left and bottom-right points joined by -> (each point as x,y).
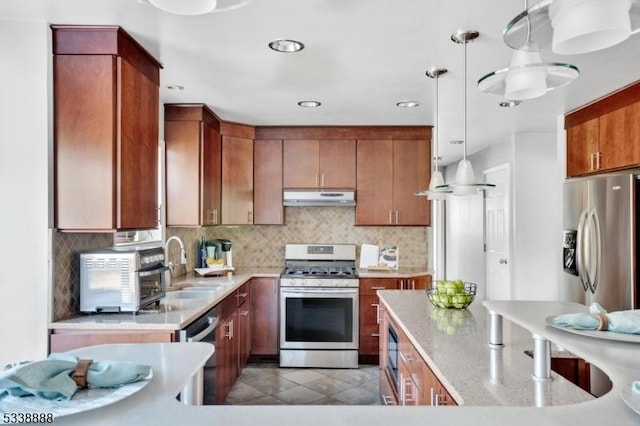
504,45 -> 548,100
429,170 -> 445,191
149,0 -> 218,15
550,0 -> 632,54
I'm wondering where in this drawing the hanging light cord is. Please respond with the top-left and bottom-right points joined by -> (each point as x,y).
434,73 -> 440,171
463,38 -> 467,161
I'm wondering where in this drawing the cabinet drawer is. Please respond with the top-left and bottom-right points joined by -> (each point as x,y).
359,278 -> 398,295
398,329 -> 428,394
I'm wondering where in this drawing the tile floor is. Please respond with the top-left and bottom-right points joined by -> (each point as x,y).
224,363 -> 381,405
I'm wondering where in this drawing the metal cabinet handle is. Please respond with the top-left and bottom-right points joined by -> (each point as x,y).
372,303 -> 381,324
321,173 -> 325,188
399,351 -> 413,363
590,153 -> 595,171
240,310 -> 249,316
214,209 -> 218,224
596,152 -> 601,170
382,394 -> 395,405
389,210 -> 393,224
410,280 -> 415,290
395,211 -> 399,224
237,292 -> 248,299
371,286 -> 386,290
499,258 -> 508,264
225,319 -> 234,339
371,333 -> 380,337
315,173 -> 319,188
247,211 -> 253,224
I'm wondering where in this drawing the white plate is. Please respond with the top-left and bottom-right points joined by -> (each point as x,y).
0,371 -> 152,418
545,316 -> 640,343
194,267 -> 234,276
621,382 -> 640,415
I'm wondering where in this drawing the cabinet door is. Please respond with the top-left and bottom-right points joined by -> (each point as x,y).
118,58 -> 159,229
392,139 -> 430,226
202,123 -> 221,225
359,279 -> 398,356
254,140 -> 284,224
214,320 -> 232,404
402,275 -> 431,290
222,135 -> 254,224
165,120 -> 201,226
356,140 -> 394,225
54,55 -> 117,230
238,300 -> 251,371
250,278 -> 279,355
566,118 -> 599,177
319,139 -> 356,188
599,102 -> 640,171
283,139 -> 319,188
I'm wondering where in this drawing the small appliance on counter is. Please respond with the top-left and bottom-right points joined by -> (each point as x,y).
80,246 -> 169,313
218,239 -> 233,268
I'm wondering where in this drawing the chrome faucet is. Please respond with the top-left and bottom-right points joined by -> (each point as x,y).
165,235 -> 187,269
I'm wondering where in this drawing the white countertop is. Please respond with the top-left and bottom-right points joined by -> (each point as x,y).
49,268 -> 281,331
28,296 -> 640,426
377,291 -> 593,406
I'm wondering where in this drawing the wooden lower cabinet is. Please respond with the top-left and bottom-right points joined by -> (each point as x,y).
379,309 -> 457,406
49,330 -> 175,353
359,276 -> 431,362
214,282 -> 252,404
250,278 -> 279,356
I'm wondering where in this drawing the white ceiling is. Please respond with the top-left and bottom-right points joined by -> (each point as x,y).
2,0 -> 640,165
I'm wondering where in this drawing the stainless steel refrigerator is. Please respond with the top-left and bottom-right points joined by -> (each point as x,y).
562,172 -> 637,312
562,172 -> 638,396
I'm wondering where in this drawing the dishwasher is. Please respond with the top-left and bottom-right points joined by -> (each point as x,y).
178,306 -> 219,405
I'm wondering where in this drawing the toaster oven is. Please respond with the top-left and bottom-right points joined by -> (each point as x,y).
80,246 -> 168,313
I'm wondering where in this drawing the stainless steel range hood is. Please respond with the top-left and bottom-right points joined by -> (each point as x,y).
283,189 -> 356,207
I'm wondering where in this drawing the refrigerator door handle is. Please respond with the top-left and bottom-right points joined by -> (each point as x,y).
587,209 -> 602,294
576,210 -> 589,292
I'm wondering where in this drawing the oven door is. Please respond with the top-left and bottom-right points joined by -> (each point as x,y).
280,287 -> 358,350
137,265 -> 169,307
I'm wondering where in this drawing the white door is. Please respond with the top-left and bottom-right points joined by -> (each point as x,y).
484,164 -> 511,300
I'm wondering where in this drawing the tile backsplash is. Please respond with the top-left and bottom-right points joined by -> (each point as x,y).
52,207 -> 429,320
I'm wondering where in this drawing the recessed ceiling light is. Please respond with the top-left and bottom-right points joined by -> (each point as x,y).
396,100 -> 421,108
498,100 -> 522,108
269,39 -> 305,53
297,100 -> 321,107
165,84 -> 185,91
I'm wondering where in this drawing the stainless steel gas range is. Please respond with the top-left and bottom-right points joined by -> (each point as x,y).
279,244 -> 359,369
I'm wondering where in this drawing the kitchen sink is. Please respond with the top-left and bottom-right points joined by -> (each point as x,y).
181,286 -> 223,291
166,290 -> 216,299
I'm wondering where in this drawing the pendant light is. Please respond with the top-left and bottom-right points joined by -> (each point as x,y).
502,0 -> 639,55
478,0 -> 579,101
415,68 -> 450,200
447,31 -> 495,196
147,0 -> 252,15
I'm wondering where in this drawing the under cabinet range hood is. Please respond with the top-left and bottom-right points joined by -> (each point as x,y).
283,189 -> 356,207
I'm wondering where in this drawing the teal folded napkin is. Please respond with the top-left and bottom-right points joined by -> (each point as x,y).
553,303 -> 640,334
0,353 -> 151,401
633,381 -> 640,395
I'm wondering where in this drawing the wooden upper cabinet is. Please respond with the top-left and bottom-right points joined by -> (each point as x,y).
392,139 -> 430,225
254,140 -> 284,225
565,81 -> 640,177
599,102 -> 640,170
356,139 -> 430,226
52,25 -> 162,231
221,123 -> 255,225
566,118 -> 599,177
283,139 -> 356,189
356,140 -> 395,225
164,104 -> 221,226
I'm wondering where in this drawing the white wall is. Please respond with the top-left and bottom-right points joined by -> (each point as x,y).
442,132 -> 563,302
0,21 -> 50,365
511,133 -> 562,301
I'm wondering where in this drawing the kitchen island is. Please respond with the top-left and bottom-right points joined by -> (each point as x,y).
40,292 -> 640,425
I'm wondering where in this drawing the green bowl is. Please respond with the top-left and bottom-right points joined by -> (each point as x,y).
425,282 -> 477,309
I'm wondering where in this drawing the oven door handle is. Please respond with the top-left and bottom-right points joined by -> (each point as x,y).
138,265 -> 171,277
281,288 -> 358,295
